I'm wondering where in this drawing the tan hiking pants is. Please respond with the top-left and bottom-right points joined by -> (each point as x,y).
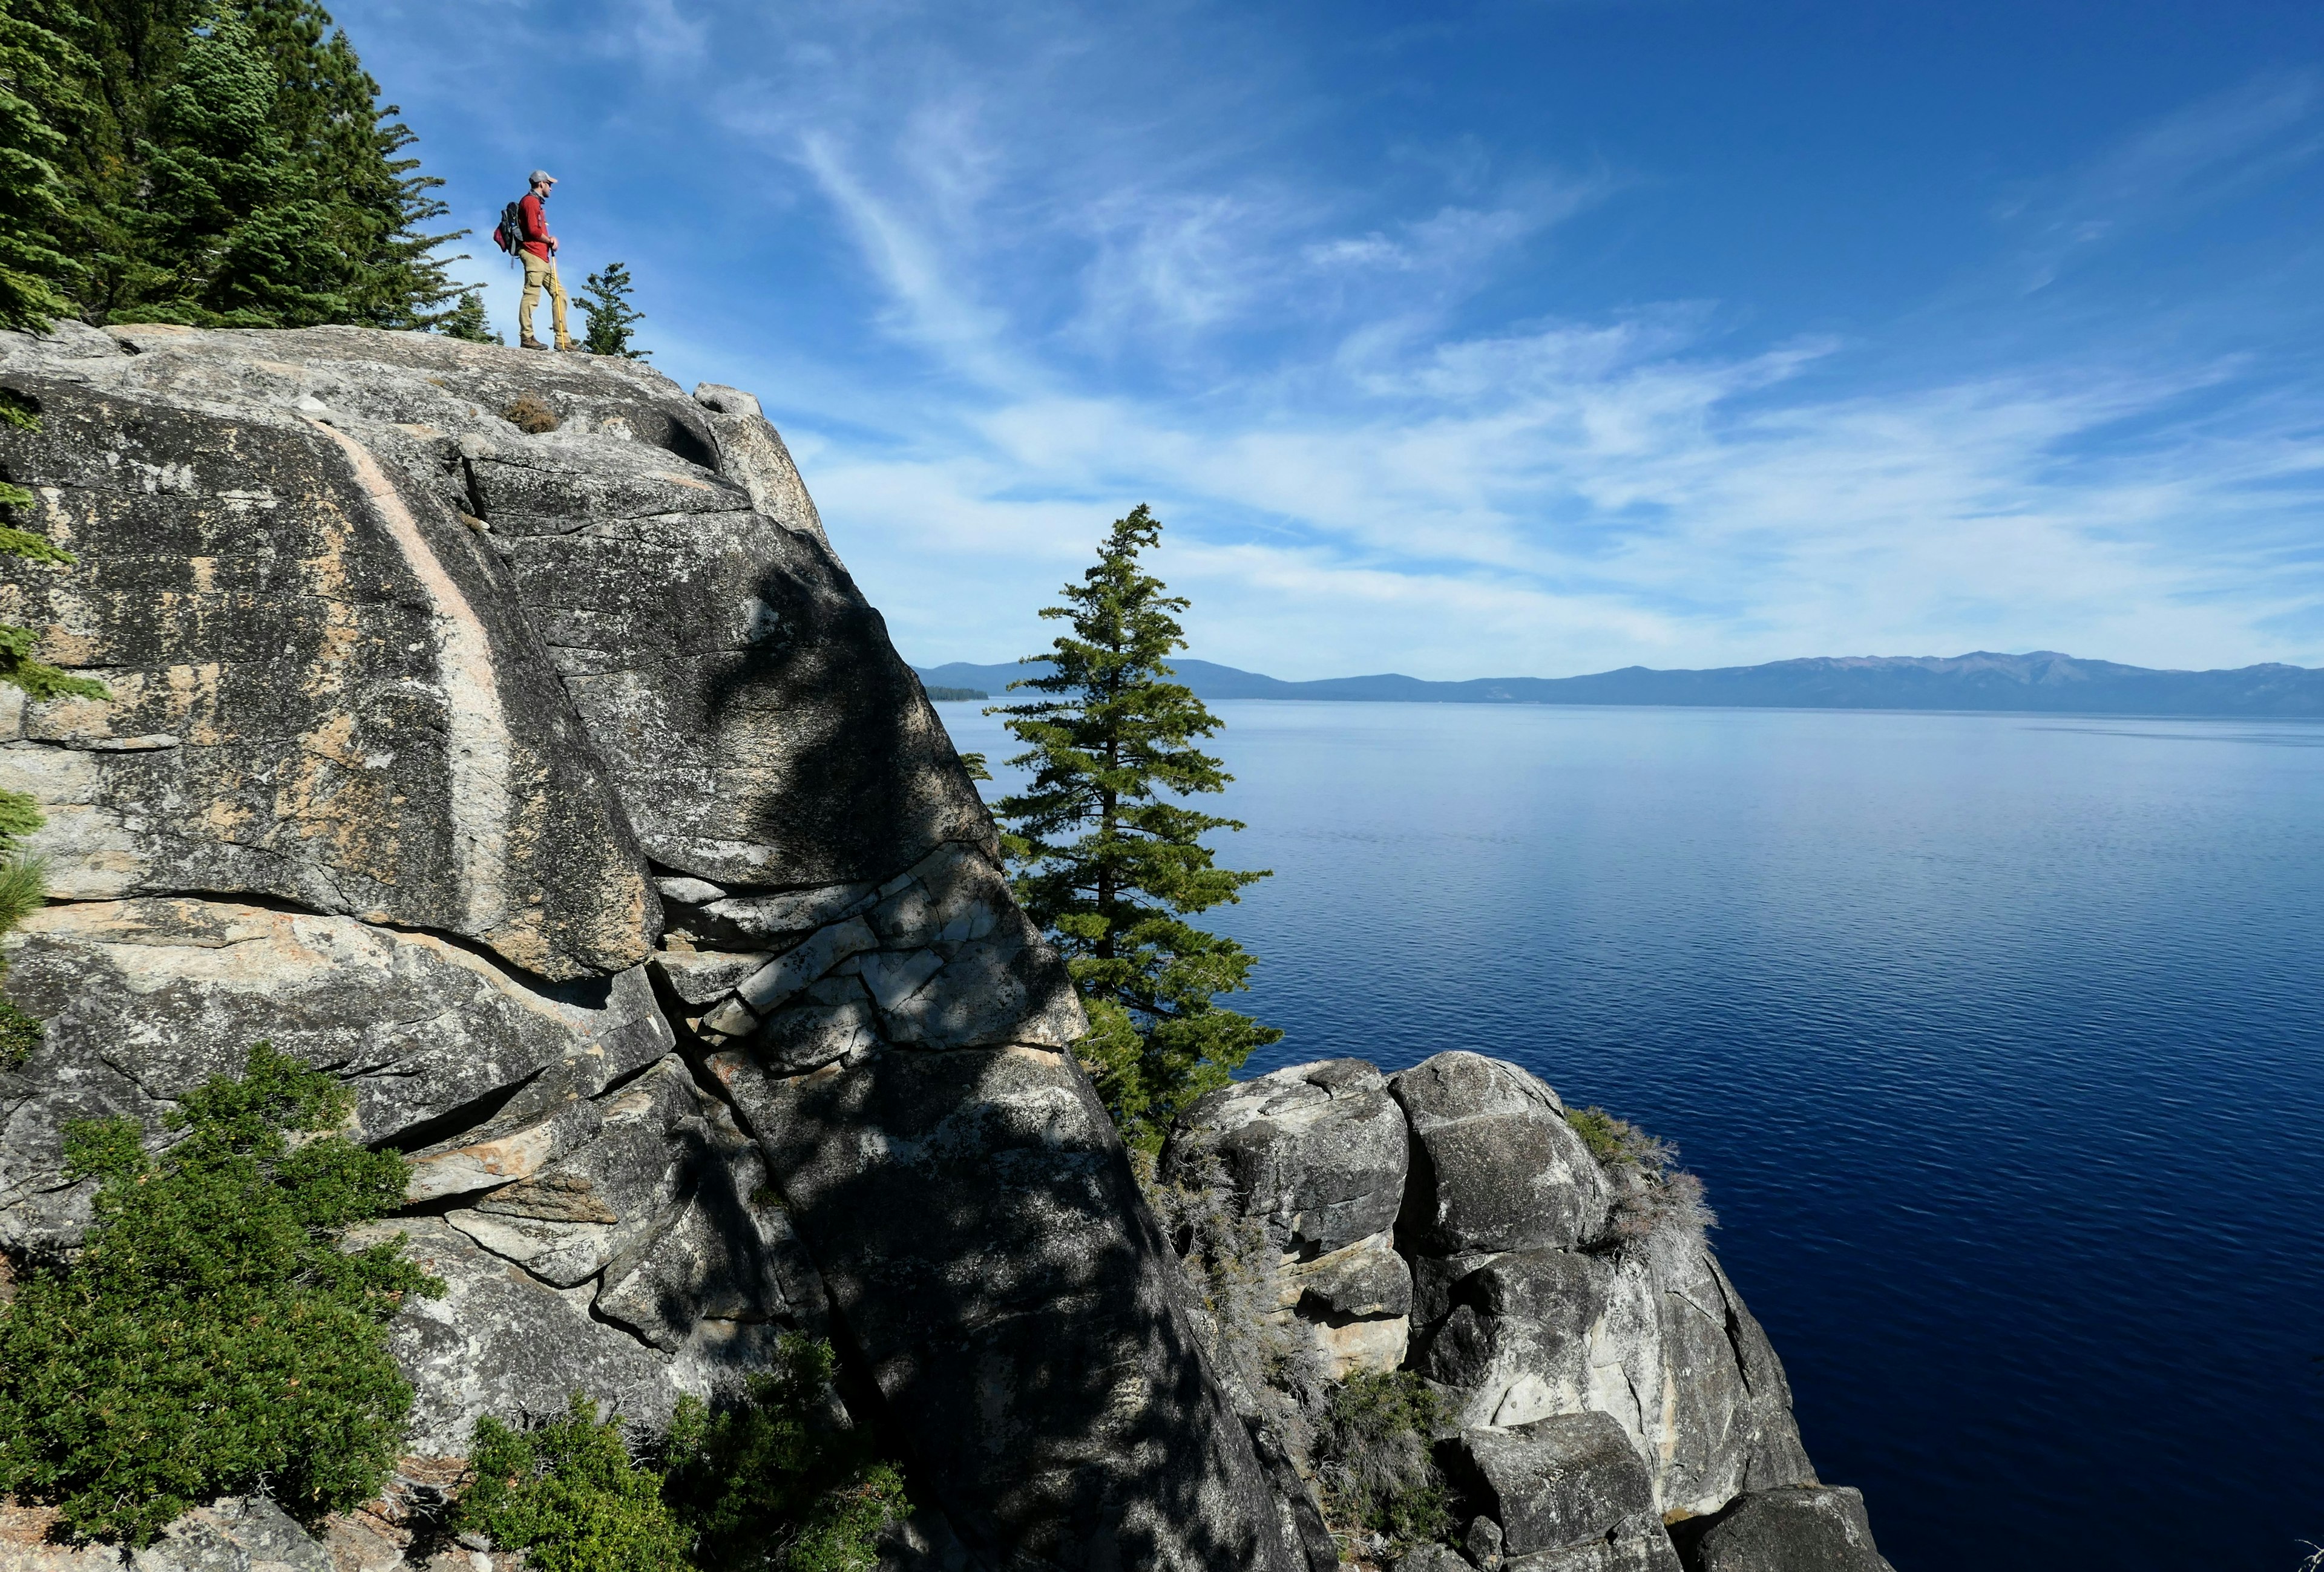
520,251 -> 569,344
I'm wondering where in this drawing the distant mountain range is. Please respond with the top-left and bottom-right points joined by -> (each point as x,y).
914,651 -> 2324,718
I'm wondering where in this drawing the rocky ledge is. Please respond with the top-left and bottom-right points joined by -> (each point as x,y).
0,322 -> 1890,1572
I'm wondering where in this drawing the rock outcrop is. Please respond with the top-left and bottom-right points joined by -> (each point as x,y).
1160,1052 -> 1894,1572
0,321 -> 1887,1572
0,321 -> 1282,1572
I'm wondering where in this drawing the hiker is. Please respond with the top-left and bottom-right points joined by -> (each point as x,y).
513,170 -> 572,352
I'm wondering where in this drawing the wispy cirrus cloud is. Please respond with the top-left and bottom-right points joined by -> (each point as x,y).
2004,71 -> 2324,292
336,0 -> 2324,677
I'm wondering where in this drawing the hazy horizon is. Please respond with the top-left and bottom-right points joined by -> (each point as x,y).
914,648 -> 2322,680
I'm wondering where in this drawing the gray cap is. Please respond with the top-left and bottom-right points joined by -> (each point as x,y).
529,169 -> 556,185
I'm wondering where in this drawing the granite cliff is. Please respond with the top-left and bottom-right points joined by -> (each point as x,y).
0,322 -> 1891,1572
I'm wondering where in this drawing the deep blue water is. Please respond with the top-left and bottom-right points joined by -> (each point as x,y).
938,698 -> 2324,1572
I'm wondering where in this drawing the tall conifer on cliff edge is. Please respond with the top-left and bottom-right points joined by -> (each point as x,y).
990,505 -> 1281,1152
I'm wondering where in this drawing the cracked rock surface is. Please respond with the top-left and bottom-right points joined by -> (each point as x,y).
0,321 -> 1873,1572
1158,1050 -> 1880,1569
0,321 -> 1286,1572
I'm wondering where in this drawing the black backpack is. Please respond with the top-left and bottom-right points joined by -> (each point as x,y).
493,199 -> 527,260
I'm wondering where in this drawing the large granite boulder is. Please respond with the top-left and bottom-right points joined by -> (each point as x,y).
0,326 -> 655,983
1165,1058 -> 1410,1256
1389,1052 -> 1609,1254
1668,1487 -> 1896,1572
0,321 -> 1289,1570
0,897 -> 672,1255
1450,1412 -> 1681,1571
1163,1059 -> 1413,1378
715,1044 -> 1286,1570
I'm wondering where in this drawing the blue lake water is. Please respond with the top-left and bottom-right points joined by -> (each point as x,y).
936,698 -> 2324,1572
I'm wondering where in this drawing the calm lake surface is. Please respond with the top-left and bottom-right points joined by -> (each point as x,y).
937,698 -> 2324,1572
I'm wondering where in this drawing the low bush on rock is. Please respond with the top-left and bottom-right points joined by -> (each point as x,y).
661,1335 -> 911,1572
464,1336 -> 910,1572
1566,1104 -> 1718,1267
501,392 -> 561,433
462,1396 -> 693,1572
0,1044 -> 439,1544
1312,1369 -> 1454,1555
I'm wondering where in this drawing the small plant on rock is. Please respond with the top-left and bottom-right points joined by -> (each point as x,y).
0,1044 -> 439,1544
1312,1369 -> 1454,1556
1139,1154 -> 1325,1453
1567,1104 -> 1718,1267
501,391 -> 560,433
462,1395 -> 694,1572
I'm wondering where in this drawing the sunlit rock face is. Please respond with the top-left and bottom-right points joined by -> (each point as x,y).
0,320 -> 1290,1572
1160,1050 -> 1889,1572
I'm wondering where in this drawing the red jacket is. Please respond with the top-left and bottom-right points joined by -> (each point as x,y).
518,192 -> 554,260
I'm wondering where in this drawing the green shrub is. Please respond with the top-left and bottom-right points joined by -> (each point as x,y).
660,1335 -> 910,1572
1564,1103 -> 1641,1167
467,1337 -> 910,1572
1313,1369 -> 1454,1553
0,1043 -> 439,1544
462,1395 -> 692,1572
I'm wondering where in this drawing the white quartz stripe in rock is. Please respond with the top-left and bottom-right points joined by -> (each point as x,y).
306,418 -> 513,937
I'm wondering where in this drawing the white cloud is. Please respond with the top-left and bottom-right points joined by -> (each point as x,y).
333,0 -> 2324,676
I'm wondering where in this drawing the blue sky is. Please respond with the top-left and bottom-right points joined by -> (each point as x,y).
337,0 -> 2324,678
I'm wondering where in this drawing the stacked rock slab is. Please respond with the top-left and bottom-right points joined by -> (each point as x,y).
0,322 -> 1287,1570
1160,1052 -> 1893,1572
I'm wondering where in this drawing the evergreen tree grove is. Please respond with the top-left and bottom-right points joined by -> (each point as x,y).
10,0 -> 464,329
990,505 -> 1280,1152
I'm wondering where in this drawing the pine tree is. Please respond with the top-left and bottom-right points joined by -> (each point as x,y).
579,261 -> 648,359
134,5 -> 350,326
436,288 -> 499,344
0,0 -> 82,332
16,0 -> 464,329
990,505 -> 1280,1152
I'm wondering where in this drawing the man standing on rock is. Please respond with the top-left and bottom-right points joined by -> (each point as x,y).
516,170 -> 573,352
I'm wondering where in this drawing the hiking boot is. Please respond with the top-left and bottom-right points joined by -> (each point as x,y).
555,337 -> 579,353
519,334 -> 547,350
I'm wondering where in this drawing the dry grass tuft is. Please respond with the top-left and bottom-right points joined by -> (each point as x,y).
500,393 -> 560,434
1567,1105 -> 1718,1270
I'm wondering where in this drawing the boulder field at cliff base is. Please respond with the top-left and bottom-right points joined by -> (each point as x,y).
0,319 -> 1894,1572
